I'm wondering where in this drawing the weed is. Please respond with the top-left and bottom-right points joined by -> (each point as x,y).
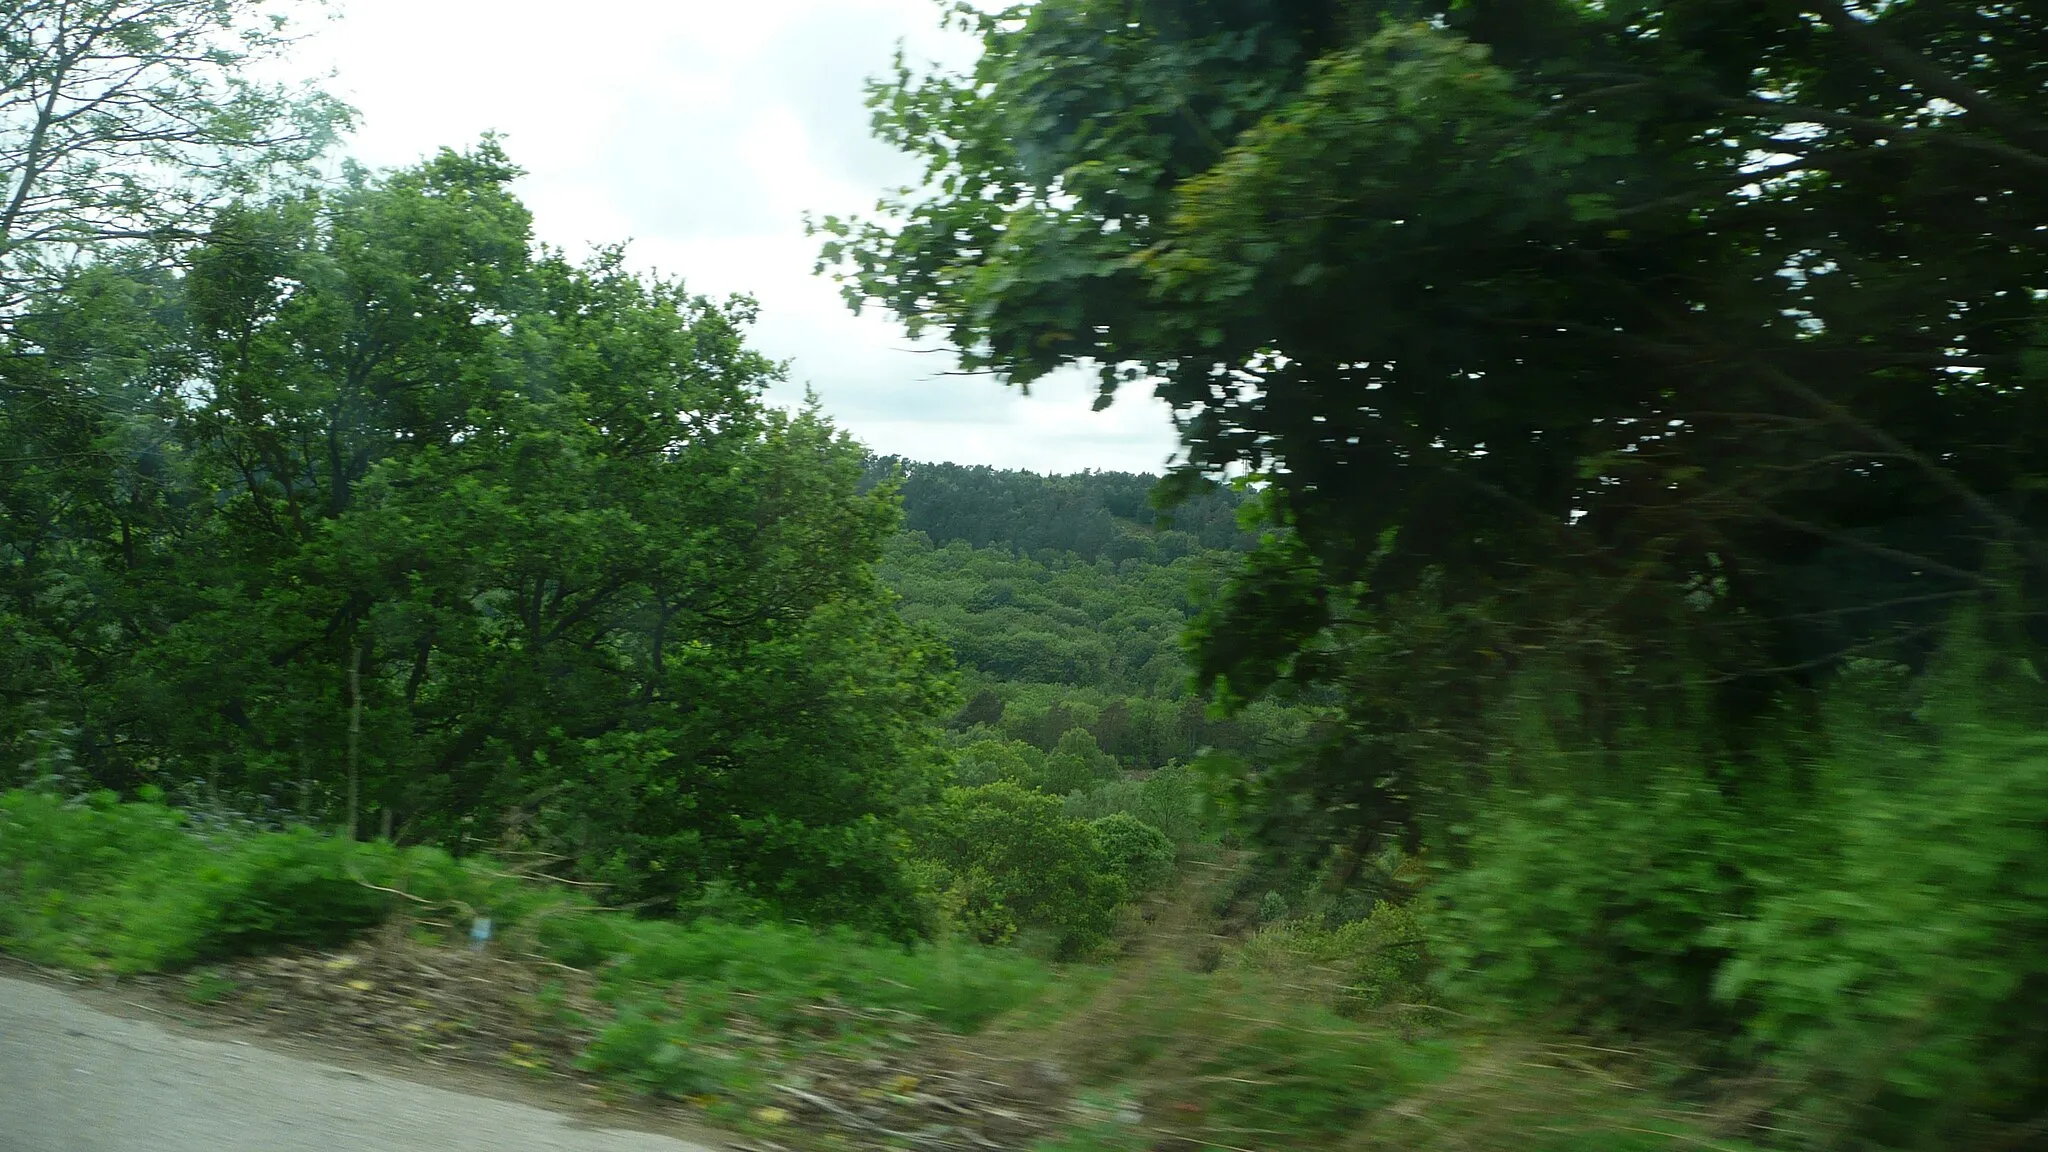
577,1004 -> 748,1098
184,969 -> 237,1005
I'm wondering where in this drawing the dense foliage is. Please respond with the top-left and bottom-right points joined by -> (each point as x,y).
830,1 -> 2048,1146
0,143 -> 954,929
821,0 -> 2048,831
11,0 -> 2048,1146
869,457 -> 1251,559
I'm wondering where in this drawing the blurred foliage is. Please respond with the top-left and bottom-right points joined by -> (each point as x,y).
1233,899 -> 1429,1017
0,787 -> 523,971
1062,761 -> 1221,848
1418,611 -> 2048,1147
1086,813 -> 1176,898
0,781 -> 1056,1027
13,1 -> 2048,1147
831,4 -> 2048,1144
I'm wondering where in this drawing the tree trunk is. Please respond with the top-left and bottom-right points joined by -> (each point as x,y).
346,642 -> 362,841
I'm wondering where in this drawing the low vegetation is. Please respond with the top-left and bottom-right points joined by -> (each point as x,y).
0,782 -> 1756,1152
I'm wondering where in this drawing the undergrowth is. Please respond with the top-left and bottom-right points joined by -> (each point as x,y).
0,787 -> 550,972
1024,962 -> 1753,1152
3,784 -> 1763,1151
0,785 -> 1060,1114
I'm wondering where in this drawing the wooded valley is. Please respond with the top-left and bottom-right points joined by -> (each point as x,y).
4,2 -> 2046,1150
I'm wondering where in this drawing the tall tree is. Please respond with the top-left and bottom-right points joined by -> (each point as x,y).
822,0 -> 2048,847
3,145 -> 954,930
0,0 -> 345,311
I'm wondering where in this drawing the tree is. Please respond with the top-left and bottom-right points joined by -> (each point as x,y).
911,781 -> 1124,955
0,144 -> 955,930
823,0 -> 2048,850
1044,727 -> 1117,794
0,0 -> 346,310
0,1 -> 342,785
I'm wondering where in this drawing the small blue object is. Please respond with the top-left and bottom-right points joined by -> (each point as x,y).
469,917 -> 493,951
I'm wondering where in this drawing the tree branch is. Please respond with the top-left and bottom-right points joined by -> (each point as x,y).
1812,1 -> 2048,157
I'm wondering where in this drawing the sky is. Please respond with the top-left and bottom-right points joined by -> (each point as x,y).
286,0 -> 1183,475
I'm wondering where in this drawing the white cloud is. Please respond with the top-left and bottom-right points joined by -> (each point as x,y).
289,0 -> 1182,473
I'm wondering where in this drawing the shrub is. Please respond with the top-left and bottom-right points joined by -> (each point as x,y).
1232,900 -> 1430,1016
1087,813 -> 1174,897
0,788 -> 555,972
189,829 -> 395,960
1421,614 -> 2048,1148
576,1002 -> 744,1099
1713,634 -> 2048,1146
909,782 -> 1124,956
1427,779 -> 1759,1028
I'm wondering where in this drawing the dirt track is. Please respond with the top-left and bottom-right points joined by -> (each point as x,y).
0,975 -> 720,1152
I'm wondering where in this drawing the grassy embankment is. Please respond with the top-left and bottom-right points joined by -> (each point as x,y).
0,787 -> 1755,1152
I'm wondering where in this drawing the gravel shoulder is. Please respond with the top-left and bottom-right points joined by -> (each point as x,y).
0,974 -> 723,1152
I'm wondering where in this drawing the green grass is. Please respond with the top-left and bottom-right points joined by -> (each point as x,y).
0,786 -> 1063,1111
537,912 -> 1060,1103
1,787 -> 1762,1152
0,788 -> 551,972
558,914 -> 1050,1028
1023,956 -> 1759,1152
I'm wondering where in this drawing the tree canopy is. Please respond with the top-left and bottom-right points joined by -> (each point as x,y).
1,143 -> 952,929
821,0 -> 2048,844
0,0 -> 347,312
867,455 -> 1252,559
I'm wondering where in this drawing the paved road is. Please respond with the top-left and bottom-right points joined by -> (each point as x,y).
0,976 -> 719,1152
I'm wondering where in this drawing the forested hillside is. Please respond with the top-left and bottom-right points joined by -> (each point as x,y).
7,2 -> 2048,1151
877,461 -> 1303,780
869,457 -> 1252,559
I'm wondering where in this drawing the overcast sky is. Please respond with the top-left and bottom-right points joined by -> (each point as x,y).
288,0 -> 1181,475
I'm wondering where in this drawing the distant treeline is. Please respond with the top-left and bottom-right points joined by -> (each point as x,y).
863,457 -> 1254,562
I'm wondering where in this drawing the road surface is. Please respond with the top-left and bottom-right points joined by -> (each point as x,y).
0,975 -> 721,1152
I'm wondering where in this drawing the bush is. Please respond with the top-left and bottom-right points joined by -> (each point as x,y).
1088,813 -> 1174,897
1232,900 -> 1430,1016
909,782 -> 1125,956
0,788 -> 551,972
1426,775 -> 1757,1029
1422,614 -> 2048,1148
191,829 -> 395,959
1713,635 -> 2048,1147
576,1002 -> 747,1099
